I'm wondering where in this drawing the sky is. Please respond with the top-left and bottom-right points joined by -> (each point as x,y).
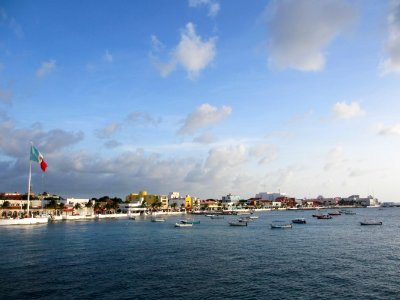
1,0 -> 400,201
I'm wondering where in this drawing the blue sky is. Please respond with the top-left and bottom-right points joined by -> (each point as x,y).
1,0 -> 400,201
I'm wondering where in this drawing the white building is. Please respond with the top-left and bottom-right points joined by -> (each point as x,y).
255,192 -> 287,201
221,194 -> 241,205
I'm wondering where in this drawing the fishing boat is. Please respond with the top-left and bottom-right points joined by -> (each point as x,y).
210,215 -> 224,219
271,220 -> 292,229
292,218 -> 306,224
316,214 -> 332,219
175,222 -> 193,227
180,219 -> 200,224
151,217 -> 165,222
228,220 -> 248,226
0,144 -> 48,226
328,211 -> 341,216
360,219 -> 382,225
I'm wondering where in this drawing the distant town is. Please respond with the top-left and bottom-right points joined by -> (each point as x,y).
0,190 -> 388,219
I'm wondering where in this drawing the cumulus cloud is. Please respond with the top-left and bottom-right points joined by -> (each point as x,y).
332,101 -> 366,119
178,103 -> 232,135
249,144 -> 277,165
36,60 -> 56,78
95,122 -> 120,139
380,0 -> 400,75
151,23 -> 217,79
266,0 -> 356,71
125,112 -> 161,127
375,122 -> 400,136
0,116 -> 83,159
189,0 -> 220,17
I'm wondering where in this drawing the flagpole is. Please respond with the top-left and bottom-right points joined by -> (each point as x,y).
27,159 -> 32,217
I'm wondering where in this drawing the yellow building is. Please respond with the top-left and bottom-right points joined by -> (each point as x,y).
125,191 -> 162,207
185,195 -> 192,209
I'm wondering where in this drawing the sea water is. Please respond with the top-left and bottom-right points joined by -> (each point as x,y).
0,208 -> 399,299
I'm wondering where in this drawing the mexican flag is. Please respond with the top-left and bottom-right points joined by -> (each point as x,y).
30,145 -> 48,172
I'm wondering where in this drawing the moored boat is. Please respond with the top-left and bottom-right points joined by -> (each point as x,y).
360,219 -> 382,225
292,218 -> 306,224
180,219 -> 200,224
316,214 -> 332,219
228,220 -> 248,226
271,220 -> 292,229
0,216 -> 48,226
210,215 -> 224,219
151,217 -> 165,222
175,222 -> 193,227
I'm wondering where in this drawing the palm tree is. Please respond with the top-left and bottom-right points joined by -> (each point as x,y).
171,202 -> 177,211
74,203 -> 81,214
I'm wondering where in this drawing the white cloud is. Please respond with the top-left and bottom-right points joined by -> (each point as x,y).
249,144 -> 277,165
36,60 -> 56,78
266,0 -> 356,71
375,122 -> 400,136
178,103 -> 232,135
206,144 -> 247,168
151,23 -> 217,79
380,0 -> 400,75
332,101 -> 365,119
103,50 -> 113,63
189,0 -> 220,17
193,132 -> 217,144
125,112 -> 161,127
95,122 -> 120,139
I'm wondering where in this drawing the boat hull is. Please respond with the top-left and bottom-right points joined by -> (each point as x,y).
0,217 -> 48,226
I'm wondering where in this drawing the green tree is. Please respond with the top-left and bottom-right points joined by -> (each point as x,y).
74,203 -> 82,210
2,201 -> 10,209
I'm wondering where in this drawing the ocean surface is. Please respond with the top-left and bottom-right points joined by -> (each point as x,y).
0,208 -> 399,300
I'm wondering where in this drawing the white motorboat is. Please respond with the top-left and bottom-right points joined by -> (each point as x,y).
271,220 -> 292,229
175,222 -> 193,227
151,217 -> 165,222
0,217 -> 48,226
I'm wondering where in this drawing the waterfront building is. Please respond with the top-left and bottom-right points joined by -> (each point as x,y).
159,195 -> 168,209
255,192 -> 287,201
125,191 -> 160,208
221,194 -> 241,207
200,199 -> 219,211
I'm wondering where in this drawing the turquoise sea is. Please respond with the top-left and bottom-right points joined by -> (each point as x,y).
0,208 -> 399,299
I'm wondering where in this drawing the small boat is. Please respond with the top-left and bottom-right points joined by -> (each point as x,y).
292,218 -> 306,224
210,215 -> 224,219
316,214 -> 332,219
312,213 -> 323,218
360,219 -> 382,226
228,220 -> 248,226
271,220 -> 292,229
180,219 -> 200,224
328,211 -> 341,216
175,222 -> 193,227
249,216 -> 259,220
151,217 -> 165,222
344,211 -> 356,215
